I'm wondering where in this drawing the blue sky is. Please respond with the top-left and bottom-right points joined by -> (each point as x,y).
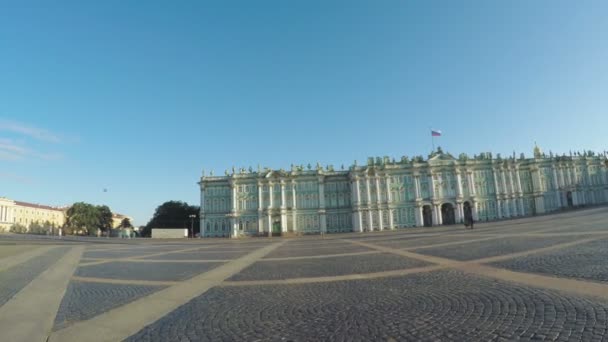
1,1 -> 607,225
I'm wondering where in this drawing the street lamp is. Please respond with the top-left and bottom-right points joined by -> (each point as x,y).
188,214 -> 196,238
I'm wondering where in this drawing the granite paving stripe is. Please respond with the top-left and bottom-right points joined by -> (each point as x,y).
126,269 -> 608,342
74,261 -> 226,281
0,246 -> 70,306
54,281 -> 167,331
0,245 -> 56,272
413,235 -> 592,261
0,246 -> 83,342
229,252 -> 432,281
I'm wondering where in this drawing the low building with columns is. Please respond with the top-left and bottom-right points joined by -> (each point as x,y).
0,197 -> 67,232
198,146 -> 608,238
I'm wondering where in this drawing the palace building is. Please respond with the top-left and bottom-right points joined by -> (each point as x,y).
198,146 -> 608,238
0,197 -> 67,232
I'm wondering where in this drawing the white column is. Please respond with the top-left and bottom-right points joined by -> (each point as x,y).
258,182 -> 264,234
376,177 -> 383,231
386,175 -> 394,229
318,176 -> 326,234
366,176 -> 373,230
493,169 -> 501,194
432,205 -> 438,226
280,181 -> 286,209
501,170 -> 508,196
414,175 -> 421,199
434,205 -> 442,225
352,176 -> 363,232
415,205 -> 423,227
552,166 -> 562,208
280,180 -> 287,233
429,173 -> 436,199
469,172 -> 477,196
267,214 -> 272,237
292,181 -> 297,233
456,172 -> 463,198
455,203 -> 461,223
231,183 -> 237,212
268,182 -> 274,209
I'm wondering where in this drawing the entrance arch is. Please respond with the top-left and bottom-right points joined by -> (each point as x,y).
566,191 -> 573,207
441,203 -> 456,225
422,205 -> 433,227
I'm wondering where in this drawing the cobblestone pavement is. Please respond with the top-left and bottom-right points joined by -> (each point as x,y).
229,253 -> 431,281
127,270 -> 608,342
490,239 -> 608,283
1,206 -> 608,341
413,235 -> 585,261
53,281 -> 167,330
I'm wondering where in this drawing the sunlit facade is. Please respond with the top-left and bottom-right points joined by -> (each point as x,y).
198,146 -> 608,238
0,197 -> 66,232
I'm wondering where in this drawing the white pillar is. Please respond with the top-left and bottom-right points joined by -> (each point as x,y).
267,214 -> 272,237
456,172 -> 463,198
415,205 -> 423,227
280,180 -> 287,233
429,173 -> 436,199
386,175 -> 394,229
469,172 -> 477,196
269,182 -> 274,209
432,205 -> 438,226
258,182 -> 264,234
435,205 -> 442,225
366,176 -> 373,230
553,166 -> 562,208
318,176 -> 326,234
414,175 -> 422,199
292,181 -> 297,233
376,177 -> 383,231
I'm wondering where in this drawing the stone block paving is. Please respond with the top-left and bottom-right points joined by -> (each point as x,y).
490,238 -> 608,283
83,249 -> 167,259
414,235 -> 581,261
374,234 -> 482,249
0,247 -> 69,306
142,250 -> 250,260
126,269 -> 608,342
229,253 -> 431,281
54,281 -> 167,330
75,261 -> 225,281
264,243 -> 373,258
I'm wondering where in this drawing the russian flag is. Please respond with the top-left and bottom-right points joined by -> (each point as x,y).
431,129 -> 442,137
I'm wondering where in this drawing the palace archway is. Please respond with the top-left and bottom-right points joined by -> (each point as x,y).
422,205 -> 433,227
441,203 -> 456,225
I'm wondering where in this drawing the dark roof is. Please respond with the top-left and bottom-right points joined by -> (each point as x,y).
14,201 -> 65,211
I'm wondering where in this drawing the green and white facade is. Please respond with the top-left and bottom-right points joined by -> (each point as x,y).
198,147 -> 608,238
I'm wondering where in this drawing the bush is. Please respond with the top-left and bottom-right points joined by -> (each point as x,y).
9,223 -> 27,234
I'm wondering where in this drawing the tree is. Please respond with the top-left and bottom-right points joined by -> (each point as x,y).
65,202 -> 100,235
118,217 -> 133,229
142,201 -> 199,237
97,205 -> 114,233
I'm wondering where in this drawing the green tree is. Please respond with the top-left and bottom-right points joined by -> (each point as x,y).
65,202 -> 100,235
142,201 -> 199,237
97,205 -> 114,233
119,217 -> 133,229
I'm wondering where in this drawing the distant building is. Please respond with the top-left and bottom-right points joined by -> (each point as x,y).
112,213 -> 133,228
0,197 -> 67,232
198,146 -> 608,238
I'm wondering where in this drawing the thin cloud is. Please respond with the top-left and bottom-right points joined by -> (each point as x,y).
0,137 -> 63,161
0,172 -> 34,184
0,120 -> 61,143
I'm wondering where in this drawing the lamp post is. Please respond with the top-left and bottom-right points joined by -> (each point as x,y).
188,214 -> 196,238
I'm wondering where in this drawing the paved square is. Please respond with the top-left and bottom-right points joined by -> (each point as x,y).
229,253 -> 430,281
2,207 -> 608,342
490,239 -> 608,283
